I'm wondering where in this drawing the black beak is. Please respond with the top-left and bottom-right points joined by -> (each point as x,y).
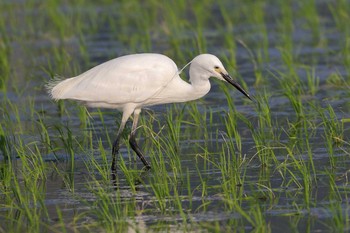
221,73 -> 252,100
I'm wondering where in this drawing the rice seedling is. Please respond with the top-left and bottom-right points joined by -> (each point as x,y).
86,180 -> 137,233
217,3 -> 237,65
249,91 -> 279,167
0,141 -> 51,232
328,0 -> 350,77
164,105 -> 185,155
326,71 -> 349,87
52,125 -> 77,193
223,110 -> 243,155
84,139 -> 111,183
236,39 -> 264,86
305,66 -> 320,96
314,103 -> 346,172
0,124 -> 13,161
240,1 -> 269,62
321,168 -> 350,232
218,148 -> 246,200
329,0 -> 350,35
276,0 -> 294,52
0,38 -> 10,93
298,0 -> 322,44
0,4 -> 11,91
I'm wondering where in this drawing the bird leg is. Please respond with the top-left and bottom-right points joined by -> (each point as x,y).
111,121 -> 126,173
111,108 -> 151,173
129,109 -> 151,170
111,108 -> 134,173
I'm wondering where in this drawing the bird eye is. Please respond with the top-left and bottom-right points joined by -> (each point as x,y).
214,66 -> 219,69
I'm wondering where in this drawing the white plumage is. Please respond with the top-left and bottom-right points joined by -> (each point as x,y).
47,53 -> 251,170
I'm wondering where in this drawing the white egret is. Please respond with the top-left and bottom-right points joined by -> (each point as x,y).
47,53 -> 251,171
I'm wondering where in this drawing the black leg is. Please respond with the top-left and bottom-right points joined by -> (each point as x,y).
111,108 -> 151,175
111,110 -> 132,173
111,133 -> 122,173
129,109 -> 151,170
129,132 -> 151,169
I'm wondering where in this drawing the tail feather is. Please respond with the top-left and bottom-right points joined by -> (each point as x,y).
46,76 -> 75,100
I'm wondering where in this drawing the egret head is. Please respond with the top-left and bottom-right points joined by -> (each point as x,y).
190,54 -> 252,100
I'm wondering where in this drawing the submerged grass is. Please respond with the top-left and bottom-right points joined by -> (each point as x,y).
0,0 -> 349,232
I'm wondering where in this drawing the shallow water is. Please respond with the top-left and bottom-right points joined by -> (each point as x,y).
1,0 -> 350,232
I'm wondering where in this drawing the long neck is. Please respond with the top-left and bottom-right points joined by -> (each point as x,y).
188,65 -> 211,99
152,63 -> 211,105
